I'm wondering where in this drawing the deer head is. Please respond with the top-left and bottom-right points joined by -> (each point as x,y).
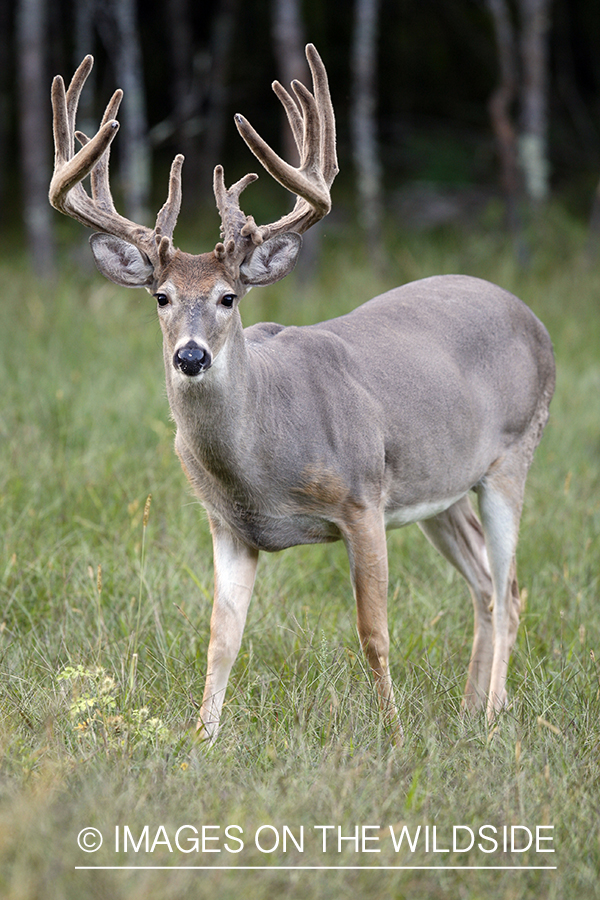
49,46 -> 338,381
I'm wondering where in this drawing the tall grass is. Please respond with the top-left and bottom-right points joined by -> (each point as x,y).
1,207 -> 599,899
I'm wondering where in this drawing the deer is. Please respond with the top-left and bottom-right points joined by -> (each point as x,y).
49,45 -> 555,745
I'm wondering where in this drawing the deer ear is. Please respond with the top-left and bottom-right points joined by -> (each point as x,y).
240,233 -> 302,286
90,233 -> 154,287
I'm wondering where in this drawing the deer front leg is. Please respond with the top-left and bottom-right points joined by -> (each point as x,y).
342,508 -> 402,743
196,516 -> 259,744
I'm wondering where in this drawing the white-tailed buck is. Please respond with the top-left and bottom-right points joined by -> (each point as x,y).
50,46 -> 555,744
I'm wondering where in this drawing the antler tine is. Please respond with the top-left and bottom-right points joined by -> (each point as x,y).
272,80 -> 304,156
291,80 -> 325,177
51,70 -> 90,175
213,165 -> 262,265
155,154 -> 185,240
306,43 -> 338,187
90,89 -> 123,214
63,55 -> 94,160
75,88 -> 124,215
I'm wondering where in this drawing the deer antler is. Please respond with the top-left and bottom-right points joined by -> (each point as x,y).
49,55 -> 183,270
214,43 -> 338,274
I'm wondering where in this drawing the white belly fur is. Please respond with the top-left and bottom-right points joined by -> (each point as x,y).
384,492 -> 466,530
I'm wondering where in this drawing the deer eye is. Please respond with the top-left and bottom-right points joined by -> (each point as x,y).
155,292 -> 170,307
220,294 -> 236,309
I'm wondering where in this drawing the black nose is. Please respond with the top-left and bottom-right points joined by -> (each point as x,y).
174,341 -> 212,376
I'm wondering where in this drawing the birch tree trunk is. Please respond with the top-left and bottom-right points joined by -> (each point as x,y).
111,0 -> 151,223
17,0 -> 55,275
518,0 -> 551,204
351,0 -> 382,248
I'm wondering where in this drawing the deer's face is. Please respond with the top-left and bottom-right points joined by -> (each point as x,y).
152,251 -> 244,382
88,232 -> 301,384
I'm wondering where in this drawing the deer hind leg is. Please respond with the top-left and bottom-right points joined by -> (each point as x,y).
341,507 -> 402,742
418,494 -> 496,711
477,455 -> 527,723
196,516 -> 259,744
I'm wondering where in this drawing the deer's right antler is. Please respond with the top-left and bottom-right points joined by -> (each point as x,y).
213,43 -> 338,275
49,55 -> 183,270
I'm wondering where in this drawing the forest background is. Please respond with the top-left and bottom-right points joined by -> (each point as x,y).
6,0 -> 600,267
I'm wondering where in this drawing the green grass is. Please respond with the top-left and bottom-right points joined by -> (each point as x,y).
1,207 -> 600,898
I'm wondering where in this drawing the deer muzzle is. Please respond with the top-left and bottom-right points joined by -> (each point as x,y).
174,341 -> 212,377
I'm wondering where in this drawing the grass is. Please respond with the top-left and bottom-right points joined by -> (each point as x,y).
1,206 -> 599,898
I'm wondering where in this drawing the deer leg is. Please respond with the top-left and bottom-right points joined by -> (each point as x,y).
477,461 -> 525,723
417,495 -> 494,711
342,507 -> 402,742
196,517 -> 259,744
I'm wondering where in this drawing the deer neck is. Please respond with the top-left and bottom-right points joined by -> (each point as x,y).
164,322 -> 255,487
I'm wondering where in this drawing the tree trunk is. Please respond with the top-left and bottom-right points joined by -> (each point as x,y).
271,0 -> 318,280
518,0 -> 551,204
351,0 -> 383,249
586,177 -> 600,260
110,0 -> 151,223
167,0 -> 193,127
17,0 -> 56,275
486,0 -> 521,235
195,0 -> 238,200
272,0 -> 309,167
0,0 -> 11,218
164,0 -> 198,166
73,0 -> 97,129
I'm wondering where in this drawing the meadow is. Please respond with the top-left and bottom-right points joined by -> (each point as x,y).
1,206 -> 599,899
